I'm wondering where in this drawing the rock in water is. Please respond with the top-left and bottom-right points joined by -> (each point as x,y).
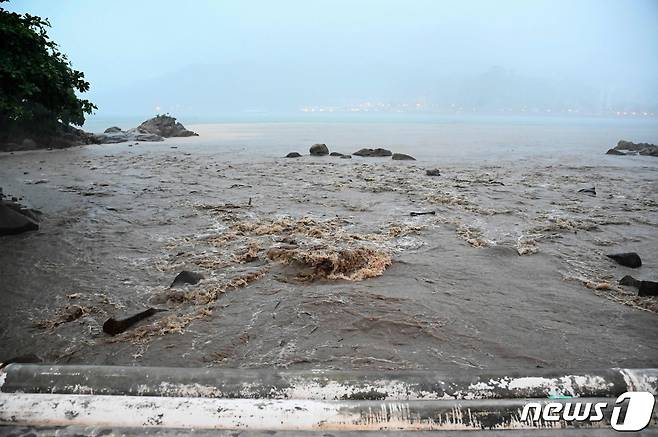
170,270 -> 205,288
0,202 -> 39,236
606,252 -> 642,268
617,275 -> 658,296
619,275 -> 641,288
329,152 -> 344,157
392,153 -> 416,160
426,169 -> 441,176
353,148 -> 392,157
340,154 -> 352,159
606,140 -> 658,157
104,126 -> 122,133
309,144 -> 329,156
639,281 -> 658,297
285,152 -> 302,158
136,115 -> 198,137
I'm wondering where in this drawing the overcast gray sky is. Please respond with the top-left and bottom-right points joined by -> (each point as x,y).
7,0 -> 658,117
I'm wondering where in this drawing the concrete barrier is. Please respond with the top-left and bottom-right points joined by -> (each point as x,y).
0,365 -> 656,432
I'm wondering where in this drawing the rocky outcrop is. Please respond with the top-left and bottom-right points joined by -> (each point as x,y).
353,148 -> 392,157
1,123 -> 100,152
285,152 -> 302,158
392,153 -> 416,161
309,144 -> 329,156
606,140 -> 658,157
136,115 -> 198,138
96,115 -> 198,144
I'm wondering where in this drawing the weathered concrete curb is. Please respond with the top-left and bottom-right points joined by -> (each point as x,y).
1,365 -> 656,400
0,366 -> 656,431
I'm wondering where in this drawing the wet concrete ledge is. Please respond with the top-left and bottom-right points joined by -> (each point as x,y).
1,365 -> 656,400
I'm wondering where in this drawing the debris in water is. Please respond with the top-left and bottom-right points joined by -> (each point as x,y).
34,305 -> 91,330
102,307 -> 168,336
267,246 -> 391,281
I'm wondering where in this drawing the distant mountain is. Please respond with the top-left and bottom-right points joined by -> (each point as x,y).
88,63 -> 657,117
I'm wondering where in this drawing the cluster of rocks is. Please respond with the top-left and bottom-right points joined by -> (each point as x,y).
606,140 -> 658,157
97,115 -> 198,144
286,144 -> 416,160
0,123 -> 100,152
0,190 -> 40,236
607,252 -> 657,297
0,115 -> 198,152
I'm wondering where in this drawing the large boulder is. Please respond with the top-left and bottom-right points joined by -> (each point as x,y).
309,144 -> 329,156
0,201 -> 39,236
136,115 -> 198,138
353,148 -> 392,157
606,140 -> 658,157
392,153 -> 416,160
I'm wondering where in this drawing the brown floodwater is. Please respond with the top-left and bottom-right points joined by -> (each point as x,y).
0,129 -> 657,370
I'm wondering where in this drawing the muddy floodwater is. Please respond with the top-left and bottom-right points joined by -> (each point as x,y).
1,123 -> 657,370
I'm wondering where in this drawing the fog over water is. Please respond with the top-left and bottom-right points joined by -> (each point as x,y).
8,0 -> 658,120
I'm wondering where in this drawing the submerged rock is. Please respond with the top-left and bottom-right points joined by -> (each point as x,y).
606,252 -> 642,268
353,148 -> 392,157
285,152 -> 302,158
606,140 -> 658,157
137,115 -> 198,137
426,169 -> 441,176
309,144 -> 329,156
392,153 -> 416,161
170,270 -> 205,288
